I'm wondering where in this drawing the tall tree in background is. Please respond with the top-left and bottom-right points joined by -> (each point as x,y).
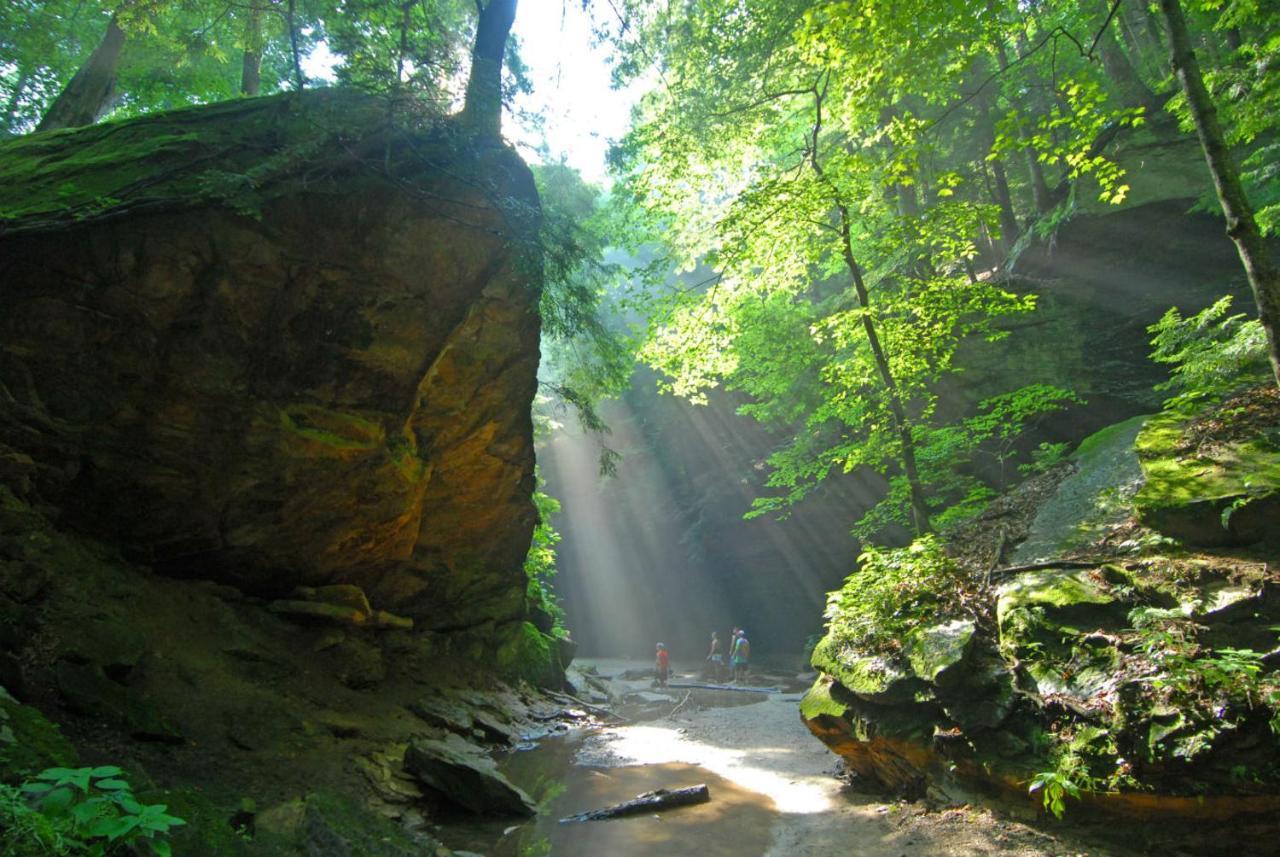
605,0 -> 1110,538
1158,0 -> 1280,386
3,0 -> 503,135
240,1 -> 266,95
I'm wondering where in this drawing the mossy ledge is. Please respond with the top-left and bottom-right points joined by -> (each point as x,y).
1134,394 -> 1280,546
803,407 -> 1280,821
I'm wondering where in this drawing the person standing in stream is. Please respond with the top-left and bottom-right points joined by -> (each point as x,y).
730,629 -> 750,684
706,630 -> 726,682
655,642 -> 670,687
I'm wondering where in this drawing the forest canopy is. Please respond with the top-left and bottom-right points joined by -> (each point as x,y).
595,0 -> 1280,538
3,0 -> 1279,540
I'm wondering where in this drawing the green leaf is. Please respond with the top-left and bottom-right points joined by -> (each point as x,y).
95,779 -> 130,791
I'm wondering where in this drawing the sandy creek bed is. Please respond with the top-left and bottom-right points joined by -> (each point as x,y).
430,660 -> 1228,856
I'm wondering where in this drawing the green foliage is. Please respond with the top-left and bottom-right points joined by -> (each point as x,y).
531,162 -> 635,475
0,0 -> 493,135
822,535 -> 964,654
1125,606 -> 1280,764
847,384 -> 1080,538
1149,296 -> 1269,405
603,0 -> 1139,540
1173,1 -> 1280,235
1028,767 -> 1082,819
1020,441 -> 1071,475
1132,607 -> 1268,706
523,475 -> 567,638
1,766 -> 184,856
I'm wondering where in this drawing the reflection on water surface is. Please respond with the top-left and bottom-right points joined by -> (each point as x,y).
437,735 -> 775,856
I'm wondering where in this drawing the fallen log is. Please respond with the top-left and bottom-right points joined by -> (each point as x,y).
666,681 -> 779,693
559,785 -> 710,823
987,558 -> 1116,581
545,689 -> 628,722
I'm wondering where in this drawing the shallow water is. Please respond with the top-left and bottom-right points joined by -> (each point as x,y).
436,735 -> 776,856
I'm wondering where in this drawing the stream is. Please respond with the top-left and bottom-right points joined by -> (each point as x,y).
431,660 -> 1142,857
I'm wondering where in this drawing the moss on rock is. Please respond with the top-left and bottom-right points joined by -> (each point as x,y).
799,676 -> 848,723
997,567 -> 1119,656
494,621 -> 562,688
810,636 -> 920,703
904,620 -> 976,685
0,686 -> 77,779
1135,404 -> 1280,546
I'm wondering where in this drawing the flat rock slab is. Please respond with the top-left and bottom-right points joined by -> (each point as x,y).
403,733 -> 534,816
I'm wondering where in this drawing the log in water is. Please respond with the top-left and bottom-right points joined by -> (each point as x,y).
558,784 -> 711,823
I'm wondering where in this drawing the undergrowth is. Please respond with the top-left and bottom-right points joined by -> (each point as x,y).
822,535 -> 967,655
0,766 -> 184,856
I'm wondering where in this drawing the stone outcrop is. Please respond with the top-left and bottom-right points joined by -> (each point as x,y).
803,412 -> 1280,820
1134,386 -> 1280,546
404,732 -> 536,816
0,90 -> 541,633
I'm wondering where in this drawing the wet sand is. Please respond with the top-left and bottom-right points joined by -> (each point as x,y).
436,660 -> 1185,856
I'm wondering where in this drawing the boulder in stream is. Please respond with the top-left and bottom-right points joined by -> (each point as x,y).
403,732 -> 535,816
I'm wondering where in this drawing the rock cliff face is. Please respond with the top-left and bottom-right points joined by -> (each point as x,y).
802,400 -> 1280,821
0,90 -> 541,633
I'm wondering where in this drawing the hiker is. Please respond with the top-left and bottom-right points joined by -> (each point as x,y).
706,631 -> 725,682
731,629 -> 750,683
655,642 -> 670,687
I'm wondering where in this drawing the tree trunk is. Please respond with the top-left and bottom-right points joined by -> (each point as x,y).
816,98 -> 933,532
36,14 -> 126,131
559,786 -> 710,823
1140,0 -> 1168,59
1096,1 -> 1160,113
2,70 -> 30,133
1158,0 -> 1280,385
994,42 -> 1054,215
976,85 -> 1020,250
834,205 -> 933,533
287,0 -> 305,89
1116,0 -> 1151,65
240,3 -> 264,96
460,0 -> 517,137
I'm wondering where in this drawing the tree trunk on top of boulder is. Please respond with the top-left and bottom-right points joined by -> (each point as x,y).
241,3 -> 264,96
459,0 -> 518,138
37,13 -> 127,132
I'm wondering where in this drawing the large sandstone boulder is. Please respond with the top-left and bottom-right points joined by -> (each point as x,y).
0,91 -> 541,631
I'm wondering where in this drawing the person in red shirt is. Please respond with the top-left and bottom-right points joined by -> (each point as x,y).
655,642 -> 670,687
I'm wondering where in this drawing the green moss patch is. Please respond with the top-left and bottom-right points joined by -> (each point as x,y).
0,90 -> 444,233
1135,400 -> 1280,545
810,637 -> 919,703
0,687 -> 77,779
279,405 -> 384,452
799,677 -> 849,722
494,621 -> 562,688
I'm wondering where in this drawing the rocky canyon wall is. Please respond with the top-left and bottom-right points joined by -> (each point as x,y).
0,90 -> 542,636
547,194 -> 1253,661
